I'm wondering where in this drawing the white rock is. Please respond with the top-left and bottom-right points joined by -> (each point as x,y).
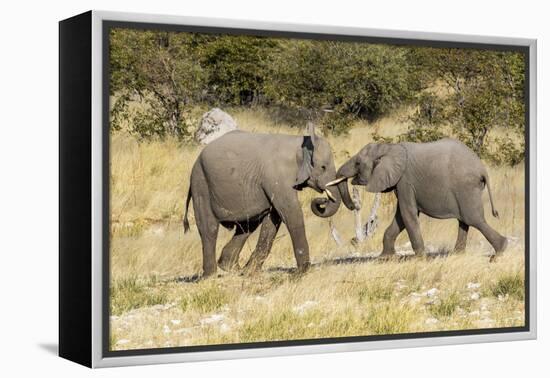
116,339 -> 130,345
426,288 -> 439,297
395,281 -> 408,291
195,108 -> 238,144
470,292 -> 481,300
425,318 -> 439,325
407,293 -> 423,305
163,325 -> 171,334
220,323 -> 231,333
292,301 -> 318,315
467,282 -> 481,290
200,313 -> 225,325
171,319 -> 181,325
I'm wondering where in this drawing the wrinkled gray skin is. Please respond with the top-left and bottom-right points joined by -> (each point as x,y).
334,138 -> 507,257
183,124 -> 353,277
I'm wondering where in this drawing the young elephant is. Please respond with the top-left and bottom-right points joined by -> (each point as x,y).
183,123 -> 354,277
328,138 -> 507,258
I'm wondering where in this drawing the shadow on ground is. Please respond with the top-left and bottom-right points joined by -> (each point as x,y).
38,343 -> 58,356
172,249 -> 452,282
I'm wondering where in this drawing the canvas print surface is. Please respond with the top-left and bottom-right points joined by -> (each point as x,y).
107,25 -> 527,352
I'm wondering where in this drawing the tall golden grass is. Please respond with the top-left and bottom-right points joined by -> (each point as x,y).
109,108 -> 525,351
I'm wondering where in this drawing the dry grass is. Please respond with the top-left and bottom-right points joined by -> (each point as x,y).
109,108 -> 525,351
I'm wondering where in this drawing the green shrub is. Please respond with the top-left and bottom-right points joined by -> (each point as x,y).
490,274 -> 524,301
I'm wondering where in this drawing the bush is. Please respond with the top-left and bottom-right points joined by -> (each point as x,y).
490,274 -> 524,301
264,41 -> 416,134
403,48 -> 525,164
109,28 -> 526,158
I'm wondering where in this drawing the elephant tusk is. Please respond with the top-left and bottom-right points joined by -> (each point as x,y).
325,176 -> 348,187
324,188 -> 336,202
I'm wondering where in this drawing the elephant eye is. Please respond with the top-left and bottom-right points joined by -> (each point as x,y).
321,165 -> 326,171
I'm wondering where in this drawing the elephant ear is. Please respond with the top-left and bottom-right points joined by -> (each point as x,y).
294,122 -> 317,188
366,144 -> 407,193
294,136 -> 314,187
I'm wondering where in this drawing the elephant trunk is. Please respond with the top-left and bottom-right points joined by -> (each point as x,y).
333,157 -> 358,211
310,184 -> 342,218
336,179 -> 355,211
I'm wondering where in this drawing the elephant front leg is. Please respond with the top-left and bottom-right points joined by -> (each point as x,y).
398,198 -> 425,256
243,211 -> 282,274
273,196 -> 311,273
380,204 -> 406,258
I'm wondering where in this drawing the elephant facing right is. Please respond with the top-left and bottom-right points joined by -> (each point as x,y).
328,138 -> 508,259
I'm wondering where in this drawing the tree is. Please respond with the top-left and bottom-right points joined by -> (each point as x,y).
403,48 -> 525,164
110,28 -> 207,139
264,40 -> 416,135
200,35 -> 279,105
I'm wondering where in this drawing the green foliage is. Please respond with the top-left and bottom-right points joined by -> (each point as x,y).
486,136 -> 525,166
264,41 -> 416,134
490,273 -> 524,301
110,29 -> 208,139
201,35 -> 278,105
403,48 -> 525,165
109,28 -> 526,165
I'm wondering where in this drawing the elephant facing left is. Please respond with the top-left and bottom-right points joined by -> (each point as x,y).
183,123 -> 354,277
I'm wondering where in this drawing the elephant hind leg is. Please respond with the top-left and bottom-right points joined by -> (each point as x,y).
453,220 -> 469,253
195,212 -> 219,278
191,164 -> 219,277
218,221 -> 260,272
472,221 -> 507,254
243,211 -> 282,274
217,228 -> 250,272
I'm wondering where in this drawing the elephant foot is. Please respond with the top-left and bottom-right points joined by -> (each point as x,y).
218,260 -> 240,273
377,252 -> 396,261
496,237 -> 508,253
295,262 -> 311,274
242,262 -> 261,276
414,252 -> 428,261
201,269 -> 217,279
489,237 -> 509,263
452,247 -> 467,255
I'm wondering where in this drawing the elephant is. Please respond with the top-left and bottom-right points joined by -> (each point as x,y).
327,138 -> 508,258
183,123 -> 354,277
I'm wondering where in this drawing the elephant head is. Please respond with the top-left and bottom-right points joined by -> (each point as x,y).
327,143 -> 407,201
293,123 -> 356,217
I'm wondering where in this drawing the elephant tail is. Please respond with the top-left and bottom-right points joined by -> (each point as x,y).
482,174 -> 499,218
183,186 -> 192,233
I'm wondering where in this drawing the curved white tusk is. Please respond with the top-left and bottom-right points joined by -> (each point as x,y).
324,188 -> 336,202
325,176 -> 348,187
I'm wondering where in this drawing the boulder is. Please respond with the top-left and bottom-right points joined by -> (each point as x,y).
195,108 -> 238,144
